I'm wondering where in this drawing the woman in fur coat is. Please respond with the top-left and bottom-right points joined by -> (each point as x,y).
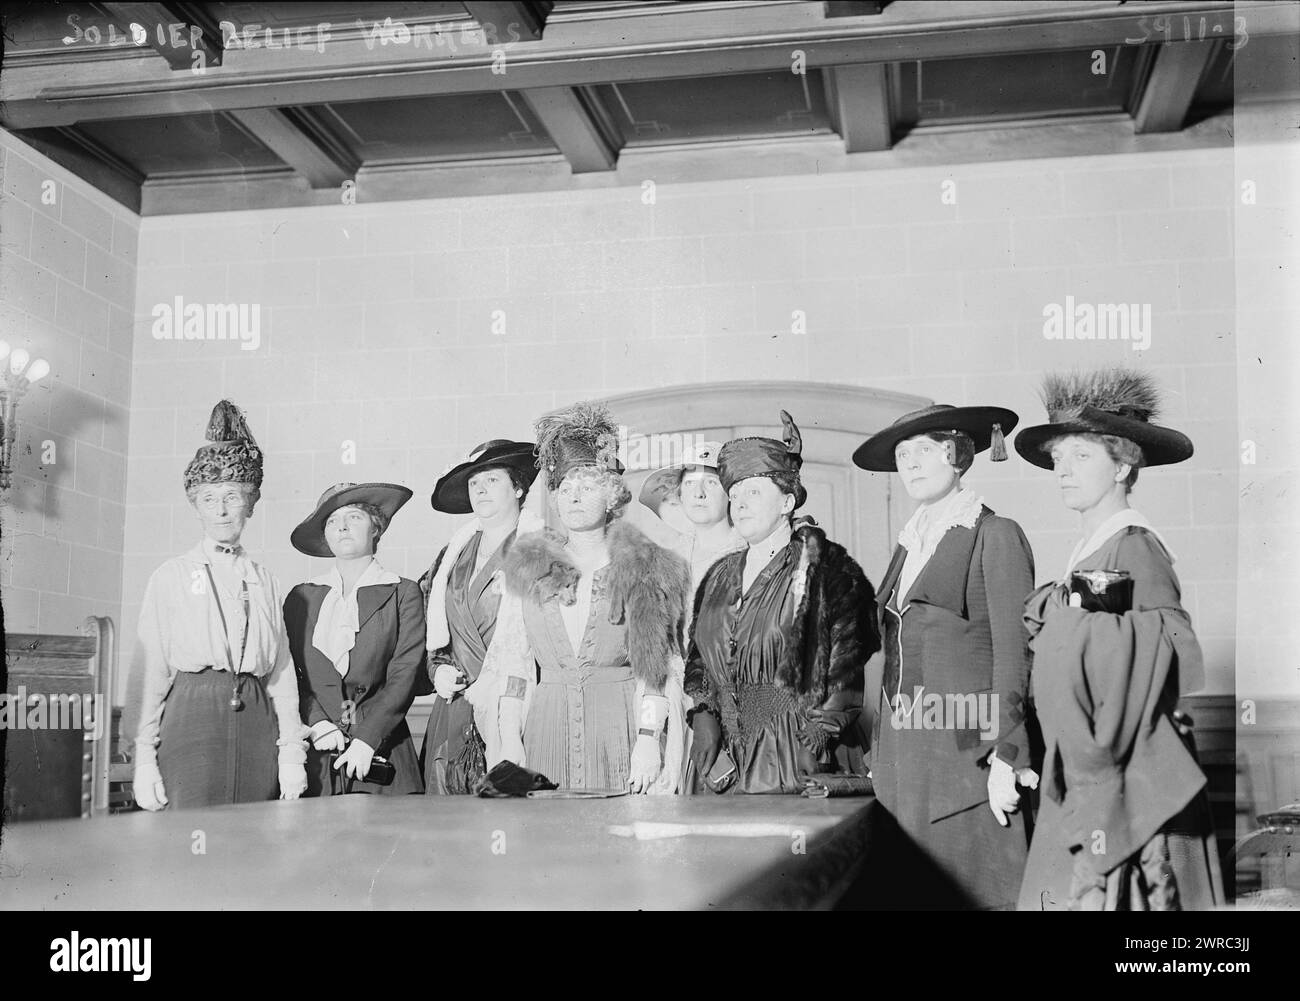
468,403 -> 692,793
685,411 -> 880,795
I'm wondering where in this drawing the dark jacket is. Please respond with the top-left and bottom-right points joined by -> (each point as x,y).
872,507 -> 1035,823
283,576 -> 426,758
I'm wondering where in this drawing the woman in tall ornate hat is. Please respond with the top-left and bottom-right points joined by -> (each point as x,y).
284,483 -> 425,795
854,404 -> 1035,909
634,439 -> 745,602
416,439 -> 539,794
469,402 -> 692,793
685,411 -> 879,796
1014,367 -> 1223,911
132,401 -> 309,811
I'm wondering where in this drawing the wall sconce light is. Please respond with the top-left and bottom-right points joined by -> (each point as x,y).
0,341 -> 51,491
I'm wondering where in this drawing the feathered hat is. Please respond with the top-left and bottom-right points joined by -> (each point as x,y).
535,401 -> 624,490
1014,367 -> 1194,470
717,410 -> 807,508
183,400 -> 263,493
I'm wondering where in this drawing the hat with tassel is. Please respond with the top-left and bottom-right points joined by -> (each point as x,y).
183,400 -> 264,492
535,401 -> 624,491
718,410 -> 807,508
1014,367 -> 1193,470
852,404 -> 1018,472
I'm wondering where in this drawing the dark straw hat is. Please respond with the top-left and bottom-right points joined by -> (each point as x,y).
1014,367 -> 1193,470
431,439 -> 538,514
291,482 -> 412,557
852,404 -> 1018,472
717,411 -> 806,506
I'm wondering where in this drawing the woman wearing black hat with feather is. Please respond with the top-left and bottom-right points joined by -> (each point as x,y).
283,482 -> 425,795
685,412 -> 880,795
854,403 -> 1036,909
416,440 -> 540,794
1014,367 -> 1223,910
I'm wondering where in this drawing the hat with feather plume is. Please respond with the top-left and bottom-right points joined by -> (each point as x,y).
535,401 -> 624,491
183,400 -> 263,492
1014,367 -> 1193,469
718,410 -> 807,508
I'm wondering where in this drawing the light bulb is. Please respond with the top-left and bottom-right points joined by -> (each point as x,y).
9,348 -> 29,376
25,358 -> 50,384
0,341 -> 9,362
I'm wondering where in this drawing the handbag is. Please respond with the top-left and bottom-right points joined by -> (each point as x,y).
446,720 -> 488,795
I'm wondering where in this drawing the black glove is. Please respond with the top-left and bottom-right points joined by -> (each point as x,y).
689,709 -> 722,778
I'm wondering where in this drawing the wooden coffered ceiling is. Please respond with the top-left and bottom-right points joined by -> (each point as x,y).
1,0 -> 1297,214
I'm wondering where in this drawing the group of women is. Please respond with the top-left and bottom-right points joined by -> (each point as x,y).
131,364 -> 1223,911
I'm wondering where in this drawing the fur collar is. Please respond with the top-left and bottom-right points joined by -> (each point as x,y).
503,520 -> 690,689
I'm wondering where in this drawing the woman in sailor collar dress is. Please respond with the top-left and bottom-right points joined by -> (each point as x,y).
685,412 -> 880,796
1015,368 -> 1224,911
283,482 -> 425,795
854,404 -> 1036,909
131,401 -> 310,811
417,439 -> 540,794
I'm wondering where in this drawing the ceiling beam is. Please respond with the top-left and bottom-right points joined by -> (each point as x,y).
1133,40 -> 1220,134
9,127 -> 144,212
225,108 -> 358,189
3,1 -> 1293,128
463,2 -> 554,43
98,2 -> 223,70
825,63 -> 892,152
520,86 -> 619,172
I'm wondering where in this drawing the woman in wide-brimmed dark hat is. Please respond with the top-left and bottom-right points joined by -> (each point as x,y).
684,411 -> 880,796
416,439 -> 539,794
283,482 -> 425,795
1015,367 -> 1223,911
855,402 -> 1036,910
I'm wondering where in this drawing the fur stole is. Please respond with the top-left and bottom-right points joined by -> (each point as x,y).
502,520 -> 691,690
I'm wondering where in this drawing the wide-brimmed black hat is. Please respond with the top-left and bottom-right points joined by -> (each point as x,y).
291,482 -> 412,557
1014,367 -> 1193,470
431,439 -> 538,514
852,404 -> 1018,472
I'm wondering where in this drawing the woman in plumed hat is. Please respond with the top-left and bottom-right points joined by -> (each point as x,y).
685,412 -> 880,795
470,402 -> 692,793
132,401 -> 309,811
417,439 -> 538,794
283,483 -> 425,795
854,404 -> 1036,909
1014,367 -> 1223,910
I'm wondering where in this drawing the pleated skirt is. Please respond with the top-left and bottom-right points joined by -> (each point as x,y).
524,668 -> 637,791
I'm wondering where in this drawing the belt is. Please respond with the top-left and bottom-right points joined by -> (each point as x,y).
538,664 -> 635,687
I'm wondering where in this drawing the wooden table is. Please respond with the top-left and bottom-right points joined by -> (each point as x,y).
0,794 -> 880,910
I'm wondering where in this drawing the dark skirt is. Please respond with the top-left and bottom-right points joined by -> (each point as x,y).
157,669 -> 279,810
872,698 -> 1030,910
307,720 -> 423,796
421,695 -> 486,795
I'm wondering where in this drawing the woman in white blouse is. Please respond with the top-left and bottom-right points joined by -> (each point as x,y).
132,401 -> 309,811
284,482 -> 426,795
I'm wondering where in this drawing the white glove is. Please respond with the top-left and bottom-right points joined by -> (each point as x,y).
310,721 -> 346,752
987,755 -> 1021,827
333,738 -> 374,781
628,735 -> 662,794
132,748 -> 168,811
497,731 -> 526,766
278,742 -> 308,799
434,663 -> 468,701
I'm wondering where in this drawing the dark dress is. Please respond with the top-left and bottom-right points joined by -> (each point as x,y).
1017,526 -> 1225,911
869,508 -> 1036,910
283,575 -> 426,796
686,522 -> 878,795
419,531 -> 514,794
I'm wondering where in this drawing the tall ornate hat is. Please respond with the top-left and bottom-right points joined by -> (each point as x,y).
183,400 -> 263,493
290,482 -> 413,557
535,401 -> 624,490
1014,367 -> 1193,470
431,439 -> 538,514
852,404 -> 1018,472
638,439 -> 723,517
717,411 -> 806,507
